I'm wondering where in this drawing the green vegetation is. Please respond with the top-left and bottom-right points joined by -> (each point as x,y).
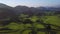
0,14 -> 60,34
41,16 -> 60,26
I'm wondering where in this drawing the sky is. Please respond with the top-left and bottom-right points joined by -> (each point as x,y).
0,0 -> 60,7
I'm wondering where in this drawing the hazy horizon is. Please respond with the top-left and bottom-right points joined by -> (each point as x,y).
0,0 -> 60,7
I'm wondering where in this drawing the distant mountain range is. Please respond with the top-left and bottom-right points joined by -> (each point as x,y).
0,3 -> 60,17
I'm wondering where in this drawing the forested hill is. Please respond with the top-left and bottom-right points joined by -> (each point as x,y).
0,3 -> 60,17
0,3 -> 16,19
14,5 -> 60,16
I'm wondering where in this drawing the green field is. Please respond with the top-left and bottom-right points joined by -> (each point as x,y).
0,14 -> 60,34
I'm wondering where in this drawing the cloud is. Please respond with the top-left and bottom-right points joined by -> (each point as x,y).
0,0 -> 60,7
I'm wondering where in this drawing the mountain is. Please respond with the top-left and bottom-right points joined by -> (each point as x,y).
14,6 -> 60,16
0,3 -> 17,21
0,3 -> 13,9
14,6 -> 30,14
37,7 -> 60,11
